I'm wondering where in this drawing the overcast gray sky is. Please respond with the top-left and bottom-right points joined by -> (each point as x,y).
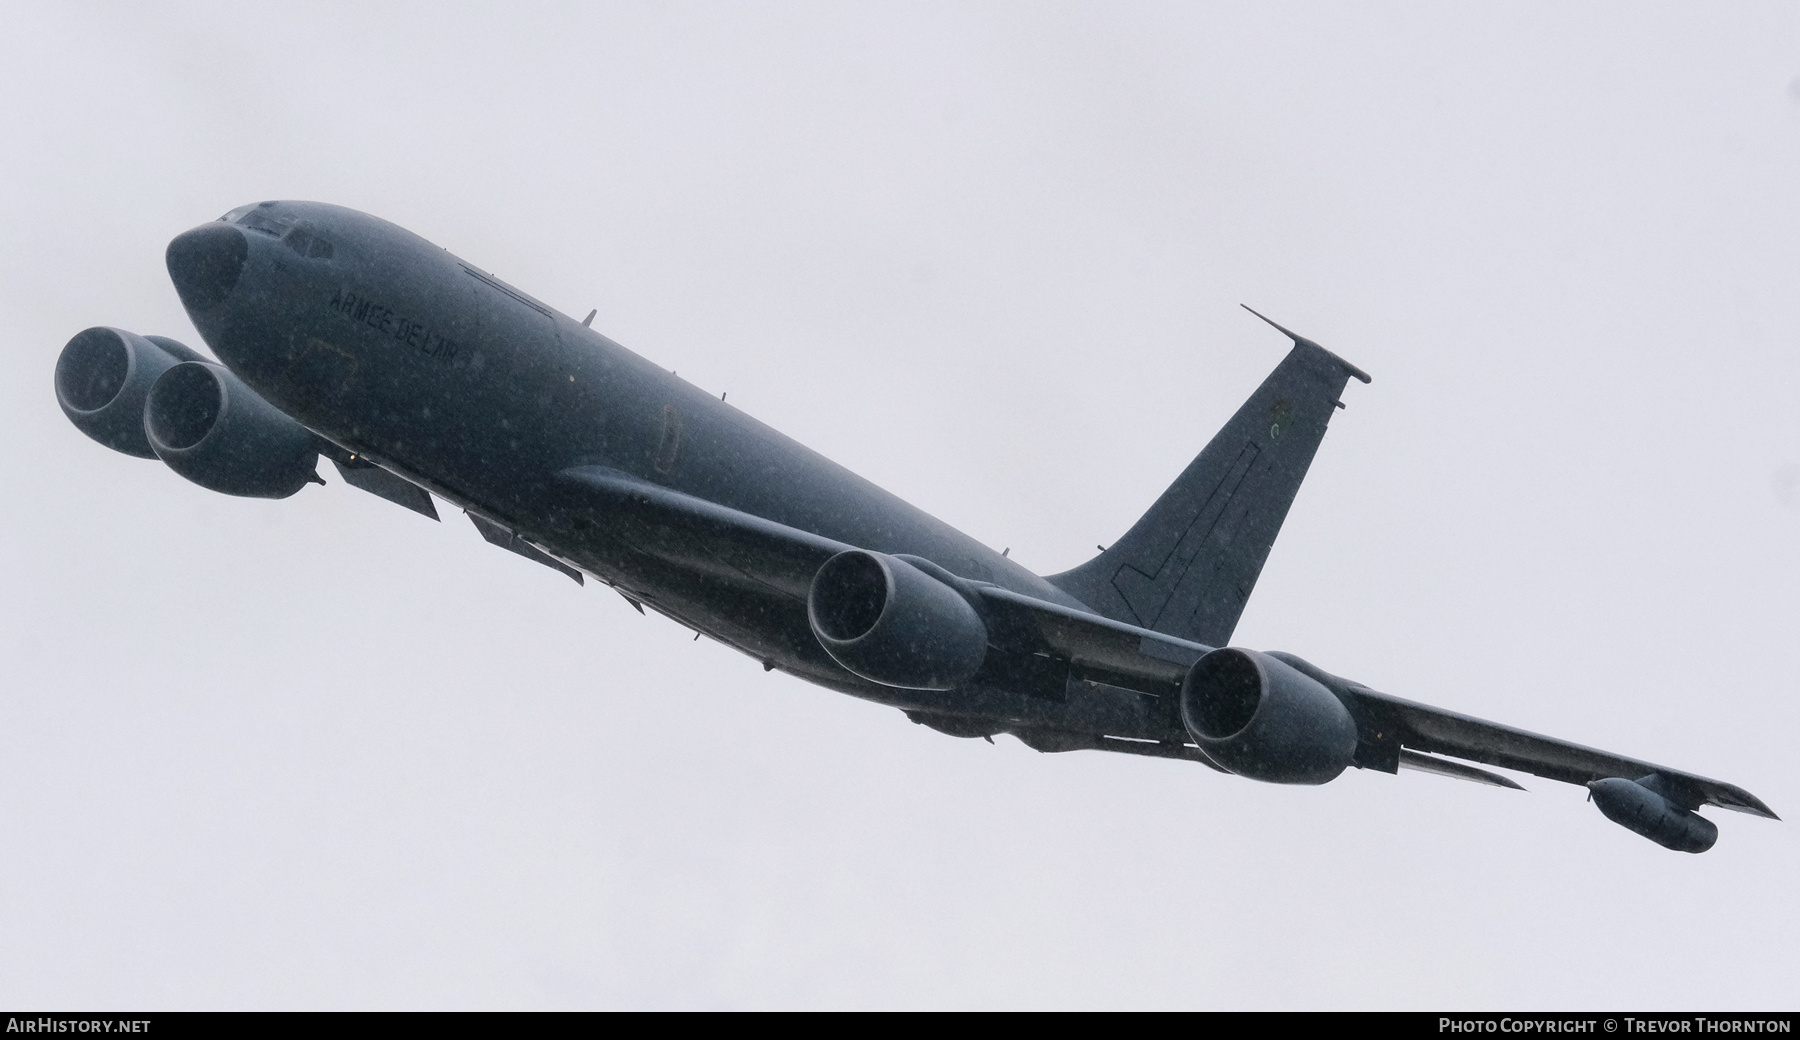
2,2 -> 1797,1010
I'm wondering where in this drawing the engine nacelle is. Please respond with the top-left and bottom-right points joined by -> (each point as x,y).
1180,647 -> 1359,785
144,361 -> 320,499
54,327 -> 205,458
1588,776 -> 1718,853
807,550 -> 988,690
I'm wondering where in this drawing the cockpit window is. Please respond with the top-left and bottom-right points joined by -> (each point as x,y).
283,227 -> 334,259
218,204 -> 332,259
222,202 -> 283,230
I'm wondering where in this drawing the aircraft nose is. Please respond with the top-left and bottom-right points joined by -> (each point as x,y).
166,222 -> 249,313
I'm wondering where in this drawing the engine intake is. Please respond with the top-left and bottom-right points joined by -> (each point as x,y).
144,361 -> 320,499
54,327 -> 204,458
1181,647 -> 1358,785
807,550 -> 988,690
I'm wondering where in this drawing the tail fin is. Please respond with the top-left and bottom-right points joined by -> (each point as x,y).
1046,307 -> 1370,647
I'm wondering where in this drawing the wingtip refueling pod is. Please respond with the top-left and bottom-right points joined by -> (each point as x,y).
1588,776 -> 1719,853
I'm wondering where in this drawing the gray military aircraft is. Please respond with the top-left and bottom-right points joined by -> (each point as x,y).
54,201 -> 1775,853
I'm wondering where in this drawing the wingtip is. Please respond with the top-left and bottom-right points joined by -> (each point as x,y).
1736,797 -> 1780,821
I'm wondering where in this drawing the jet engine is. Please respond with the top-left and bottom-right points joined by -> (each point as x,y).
1180,647 -> 1359,785
144,361 -> 321,499
54,327 -> 206,457
807,550 -> 989,690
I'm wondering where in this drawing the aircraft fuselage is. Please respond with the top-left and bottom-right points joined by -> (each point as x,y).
172,201 -> 1158,735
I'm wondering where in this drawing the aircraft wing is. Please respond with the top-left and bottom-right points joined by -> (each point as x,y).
556,465 -> 849,598
555,465 -> 1775,820
978,583 -> 1774,816
1295,677 -> 1778,818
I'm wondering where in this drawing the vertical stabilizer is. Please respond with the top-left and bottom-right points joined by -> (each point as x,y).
1046,309 -> 1369,647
